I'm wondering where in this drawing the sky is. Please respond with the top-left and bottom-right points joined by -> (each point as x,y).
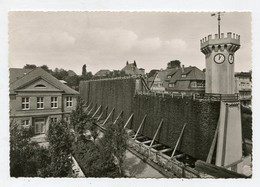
8,12 -> 251,75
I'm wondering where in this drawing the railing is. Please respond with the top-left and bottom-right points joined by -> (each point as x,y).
136,91 -> 239,101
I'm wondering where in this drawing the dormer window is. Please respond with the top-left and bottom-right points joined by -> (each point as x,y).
35,84 -> 46,88
167,75 -> 171,79
169,83 -> 175,88
181,74 -> 187,78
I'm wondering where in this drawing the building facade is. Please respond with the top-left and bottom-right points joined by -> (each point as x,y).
235,72 -> 252,107
9,68 -> 79,135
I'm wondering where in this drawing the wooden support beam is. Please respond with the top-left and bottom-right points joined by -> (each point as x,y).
113,111 -> 123,125
124,113 -> 134,129
135,135 -> 146,140
134,115 -> 147,139
87,105 -> 95,116
160,148 -> 172,153
92,105 -> 102,118
195,160 -> 248,178
149,119 -> 164,148
206,120 -> 220,163
142,140 -> 152,144
101,108 -> 115,126
173,153 -> 185,159
84,103 -> 92,113
171,123 -> 187,158
96,111 -> 103,121
151,144 -> 162,148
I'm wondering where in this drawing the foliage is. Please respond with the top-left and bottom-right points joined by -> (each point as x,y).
10,123 -> 49,177
47,120 -> 73,177
241,105 -> 252,141
167,60 -> 181,69
23,64 -> 37,69
99,119 -> 128,176
73,119 -> 127,177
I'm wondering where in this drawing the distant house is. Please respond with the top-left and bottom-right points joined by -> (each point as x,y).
9,67 -> 79,135
148,68 -> 179,92
95,69 -> 111,77
235,72 -> 252,107
167,66 -> 205,95
121,61 -> 145,76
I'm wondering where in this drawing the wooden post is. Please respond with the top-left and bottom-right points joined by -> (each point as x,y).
133,115 -> 147,139
92,105 -> 102,118
171,123 -> 187,158
124,113 -> 134,129
101,108 -> 115,126
149,119 -> 163,148
113,111 -> 123,125
206,120 -> 220,163
87,104 -> 95,116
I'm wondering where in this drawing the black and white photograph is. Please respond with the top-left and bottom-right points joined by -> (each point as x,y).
8,11 -> 252,178
1,1 -> 260,187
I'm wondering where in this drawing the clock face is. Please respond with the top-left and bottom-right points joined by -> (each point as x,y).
228,54 -> 234,64
214,53 -> 225,64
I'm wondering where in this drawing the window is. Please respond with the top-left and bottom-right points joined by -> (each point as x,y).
51,117 -> 58,123
66,96 -> 73,107
37,97 -> 44,109
51,97 -> 58,108
65,116 -> 70,122
181,74 -> 187,78
191,81 -> 197,87
22,97 -> 30,110
197,81 -> 205,88
169,83 -> 175,88
35,84 -> 46,88
22,119 -> 30,127
167,75 -> 171,79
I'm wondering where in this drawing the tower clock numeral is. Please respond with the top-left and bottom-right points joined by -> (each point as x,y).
228,54 -> 234,64
214,53 -> 225,64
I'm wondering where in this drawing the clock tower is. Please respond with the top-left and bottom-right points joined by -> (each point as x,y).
200,32 -> 240,94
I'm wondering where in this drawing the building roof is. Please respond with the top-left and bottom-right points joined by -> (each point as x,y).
10,67 -> 79,95
169,66 -> 205,83
168,66 -> 205,91
95,69 -> 111,76
9,68 -> 34,84
121,62 -> 145,76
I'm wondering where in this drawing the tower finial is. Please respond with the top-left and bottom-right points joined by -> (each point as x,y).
211,12 -> 225,39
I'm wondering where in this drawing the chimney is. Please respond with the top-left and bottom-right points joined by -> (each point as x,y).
182,65 -> 185,73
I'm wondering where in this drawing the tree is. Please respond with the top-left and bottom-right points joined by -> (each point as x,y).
100,119 -> 127,176
23,64 -> 37,69
40,65 -> 52,73
133,60 -> 137,67
82,64 -> 87,77
10,123 -> 49,177
47,120 -> 73,177
167,60 -> 181,69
